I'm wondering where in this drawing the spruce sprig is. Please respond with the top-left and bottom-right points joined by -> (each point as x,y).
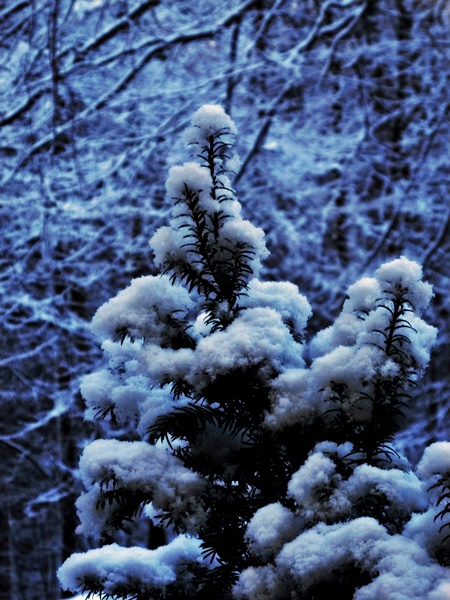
430,476 -> 450,546
163,128 -> 255,331
323,283 -> 419,466
360,284 -> 418,463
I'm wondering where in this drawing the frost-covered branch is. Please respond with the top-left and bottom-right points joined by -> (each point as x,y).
363,96 -> 450,268
321,2 -> 368,77
0,0 -> 30,22
0,439 -> 50,479
423,207 -> 450,268
67,0 -> 160,58
0,336 -> 59,368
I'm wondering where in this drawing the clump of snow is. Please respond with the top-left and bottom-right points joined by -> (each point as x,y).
278,518 -> 385,586
58,536 -> 204,594
184,104 -> 237,148
288,450 -> 345,522
75,486 -> 117,539
109,374 -> 153,424
149,225 -> 186,270
80,368 -> 118,420
310,277 -> 380,359
352,533 -> 450,600
234,518 -> 387,599
291,451 -> 340,520
429,582 -> 450,600
310,343 -> 384,397
166,162 -> 213,203
264,368 -> 311,429
190,307 -> 304,392
403,507 -> 449,553
80,336 -> 186,427
288,443 -> 426,525
417,441 -> 450,481
410,442 -> 450,554
79,439 -> 203,496
141,344 -> 196,385
192,104 -> 237,135
91,274 -> 193,344
246,502 -> 300,560
375,256 -> 433,313
76,440 -> 206,537
235,518 -> 450,599
233,564 -> 281,599
192,311 -> 212,338
404,313 -> 438,373
81,356 -> 155,425
220,219 -> 269,277
242,279 -> 311,336
166,161 -> 240,222
288,442 -> 428,522
342,464 -> 427,517
345,277 -> 381,314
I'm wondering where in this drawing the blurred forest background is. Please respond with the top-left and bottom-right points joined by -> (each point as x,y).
1,1 -> 449,598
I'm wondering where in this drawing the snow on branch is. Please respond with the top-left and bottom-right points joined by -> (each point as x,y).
58,537 -> 206,598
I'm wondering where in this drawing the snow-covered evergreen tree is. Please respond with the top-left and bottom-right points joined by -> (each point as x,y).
59,106 -> 450,599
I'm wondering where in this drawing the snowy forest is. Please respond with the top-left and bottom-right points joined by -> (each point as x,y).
1,1 -> 449,599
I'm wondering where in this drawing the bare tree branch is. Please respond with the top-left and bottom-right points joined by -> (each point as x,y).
423,207 -> 450,268
0,439 -> 50,479
0,0 -> 30,23
363,97 -> 450,269
61,0 -> 161,59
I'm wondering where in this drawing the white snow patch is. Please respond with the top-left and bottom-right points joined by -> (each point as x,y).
58,536 -> 204,594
